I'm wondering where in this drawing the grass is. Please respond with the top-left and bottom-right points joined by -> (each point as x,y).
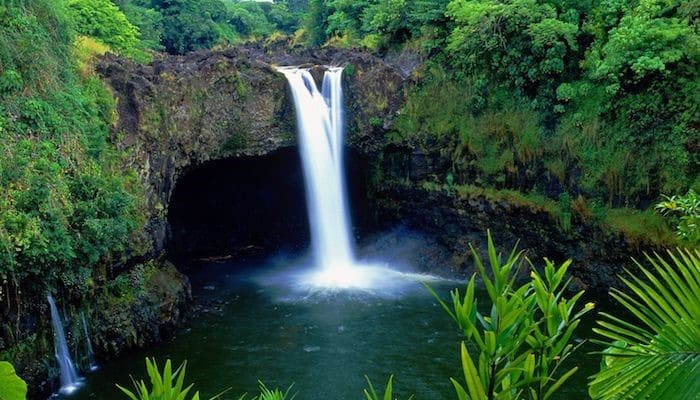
74,35 -> 110,77
420,180 -> 680,247
601,208 -> 676,248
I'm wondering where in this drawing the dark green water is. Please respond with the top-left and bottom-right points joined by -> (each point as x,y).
63,256 -> 598,400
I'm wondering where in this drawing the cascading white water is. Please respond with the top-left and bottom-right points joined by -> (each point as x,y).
47,295 -> 81,394
276,65 -> 445,292
278,66 -> 364,287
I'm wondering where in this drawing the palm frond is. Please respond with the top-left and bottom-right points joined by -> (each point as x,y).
589,248 -> 700,400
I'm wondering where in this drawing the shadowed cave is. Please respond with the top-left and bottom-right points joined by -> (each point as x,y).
166,147 -> 373,261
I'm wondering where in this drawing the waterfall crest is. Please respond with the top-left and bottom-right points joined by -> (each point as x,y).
47,295 -> 81,394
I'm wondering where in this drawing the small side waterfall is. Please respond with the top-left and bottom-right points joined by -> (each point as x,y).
80,312 -> 97,371
47,295 -> 81,394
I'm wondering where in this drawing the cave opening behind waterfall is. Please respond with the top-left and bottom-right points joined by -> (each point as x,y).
166,147 -> 373,262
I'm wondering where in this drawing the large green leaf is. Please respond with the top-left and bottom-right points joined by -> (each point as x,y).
590,249 -> 700,400
0,361 -> 27,400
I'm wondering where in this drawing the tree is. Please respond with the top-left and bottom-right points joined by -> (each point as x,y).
446,0 -> 582,97
227,1 -> 273,37
67,0 -> 141,53
152,0 -> 230,54
656,189 -> 700,246
118,0 -> 165,51
305,0 -> 329,46
325,0 -> 369,41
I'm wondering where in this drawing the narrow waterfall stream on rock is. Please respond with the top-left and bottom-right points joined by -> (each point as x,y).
80,312 -> 97,371
48,295 -> 81,394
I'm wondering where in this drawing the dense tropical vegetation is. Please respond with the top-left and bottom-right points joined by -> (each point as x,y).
0,0 -> 697,398
0,0 -> 147,319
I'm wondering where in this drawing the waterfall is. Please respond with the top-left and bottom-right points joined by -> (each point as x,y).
80,312 -> 97,371
47,295 -> 81,394
278,66 -> 361,286
277,65 -> 441,292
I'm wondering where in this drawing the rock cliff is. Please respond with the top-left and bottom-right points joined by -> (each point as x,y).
97,45 -> 407,254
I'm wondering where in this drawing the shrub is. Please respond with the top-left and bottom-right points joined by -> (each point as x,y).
117,358 -> 234,400
428,232 -> 594,400
655,189 -> 700,247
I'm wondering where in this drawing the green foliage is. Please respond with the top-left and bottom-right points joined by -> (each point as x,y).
227,1 -> 282,38
589,249 -> 700,399
305,0 -> 329,46
117,358 -> 235,400
119,1 -> 165,51
395,66 -> 545,189
151,0 -> 231,54
0,0 -> 146,300
383,0 -> 697,208
118,358 -> 298,400
587,0 -> 697,92
253,382 -> 296,400
0,361 -> 27,400
363,375 -> 413,400
445,0 -> 584,97
428,232 -> 594,400
0,0 -> 74,94
656,189 -> 700,246
67,0 -> 148,61
563,0 -> 697,201
111,0 -> 305,54
392,64 -> 472,147
362,0 -> 410,45
601,208 -> 676,247
318,0 -> 450,50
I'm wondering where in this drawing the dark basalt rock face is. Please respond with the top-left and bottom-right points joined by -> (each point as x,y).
97,45 -> 406,256
371,148 -> 668,294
